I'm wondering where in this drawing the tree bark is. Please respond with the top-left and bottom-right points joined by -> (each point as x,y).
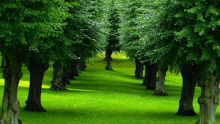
1,58 -> 5,68
142,62 -> 158,90
50,62 -> 66,90
104,50 -> 112,61
62,66 -> 70,85
195,68 -> 220,124
154,67 -> 168,96
142,62 -> 151,85
79,61 -> 87,71
176,64 -> 199,116
105,50 -> 113,70
24,54 -> 49,112
68,60 -> 79,79
135,59 -> 144,79
0,52 -> 23,124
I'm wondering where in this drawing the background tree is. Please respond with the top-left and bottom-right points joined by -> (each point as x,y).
105,1 -> 121,70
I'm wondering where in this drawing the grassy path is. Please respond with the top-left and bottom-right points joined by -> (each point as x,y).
0,54 -> 219,124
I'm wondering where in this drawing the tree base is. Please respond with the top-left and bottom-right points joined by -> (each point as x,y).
153,91 -> 168,96
24,103 -> 47,112
142,82 -> 147,85
146,86 -> 155,90
49,85 -> 66,90
105,67 -> 113,71
176,110 -> 197,116
63,79 -> 70,85
136,77 -> 143,79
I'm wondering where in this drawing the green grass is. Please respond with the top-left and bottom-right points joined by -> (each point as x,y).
0,53 -> 220,124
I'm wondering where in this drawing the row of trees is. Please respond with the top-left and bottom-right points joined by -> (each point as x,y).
112,0 -> 220,123
0,0 -> 108,123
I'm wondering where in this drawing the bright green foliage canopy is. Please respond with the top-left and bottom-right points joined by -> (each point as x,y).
140,0 -> 220,73
119,0 -> 146,61
0,0 -> 69,63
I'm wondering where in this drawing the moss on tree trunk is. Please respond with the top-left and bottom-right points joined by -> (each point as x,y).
105,50 -> 113,70
50,62 -> 66,90
154,67 -> 168,96
135,59 -> 143,79
0,52 -> 23,124
195,70 -> 219,124
176,64 -> 199,116
24,54 -> 49,112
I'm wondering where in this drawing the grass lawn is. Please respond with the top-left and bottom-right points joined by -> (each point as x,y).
0,52 -> 220,124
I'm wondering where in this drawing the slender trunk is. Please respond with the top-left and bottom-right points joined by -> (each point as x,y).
0,52 -> 23,124
154,67 -> 168,96
176,64 -> 199,116
1,58 -> 5,68
79,61 -> 87,71
142,62 -> 151,85
105,50 -> 113,70
196,65 -> 220,124
62,66 -> 70,85
24,54 -> 49,112
135,59 -> 143,79
50,62 -> 66,90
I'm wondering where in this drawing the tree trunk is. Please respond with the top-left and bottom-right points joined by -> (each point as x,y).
0,52 -> 23,124
68,60 -> 75,80
24,54 -> 49,112
154,67 -> 168,96
79,61 -> 87,71
105,50 -> 113,70
142,62 -> 151,85
135,59 -> 144,79
1,58 -> 5,68
195,69 -> 220,124
104,51 -> 112,61
176,64 -> 199,116
62,66 -> 70,85
68,60 -> 79,79
50,62 -> 66,90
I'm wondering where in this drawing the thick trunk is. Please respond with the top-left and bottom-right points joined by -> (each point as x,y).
135,59 -> 144,79
0,52 -> 23,124
143,62 -> 158,90
154,67 -> 168,96
62,66 -> 70,85
50,62 -> 66,90
142,62 -> 151,85
104,51 -> 112,61
79,61 -> 87,71
24,54 -> 49,112
196,70 -> 219,124
68,60 -> 79,79
105,50 -> 113,70
1,58 -> 5,68
176,64 -> 199,116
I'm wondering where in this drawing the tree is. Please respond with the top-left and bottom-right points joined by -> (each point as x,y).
105,1 -> 121,70
140,0 -> 220,123
119,0 -> 144,79
0,1 -> 69,122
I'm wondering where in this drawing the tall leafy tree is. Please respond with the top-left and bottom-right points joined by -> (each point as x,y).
141,0 -> 220,123
0,0 -> 68,123
105,1 -> 121,70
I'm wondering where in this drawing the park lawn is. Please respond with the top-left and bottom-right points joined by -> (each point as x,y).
0,53 -> 219,124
